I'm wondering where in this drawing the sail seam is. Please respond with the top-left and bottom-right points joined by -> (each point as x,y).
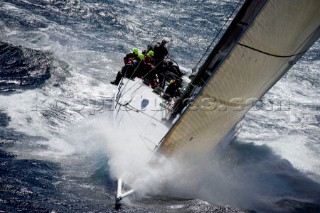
238,43 -> 307,58
201,93 -> 254,107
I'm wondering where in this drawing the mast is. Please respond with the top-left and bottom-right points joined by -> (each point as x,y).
157,0 -> 320,157
168,0 -> 268,122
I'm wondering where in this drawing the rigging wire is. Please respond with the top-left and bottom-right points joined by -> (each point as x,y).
116,1 -> 246,149
117,0 -> 182,98
151,0 -> 181,44
116,101 -> 163,123
118,57 -> 166,98
192,0 -> 243,72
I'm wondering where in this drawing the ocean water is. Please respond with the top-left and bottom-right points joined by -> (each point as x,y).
0,0 -> 319,212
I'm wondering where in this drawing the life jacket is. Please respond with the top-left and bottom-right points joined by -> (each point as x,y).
124,51 -> 139,64
150,80 -> 158,89
126,57 -> 137,65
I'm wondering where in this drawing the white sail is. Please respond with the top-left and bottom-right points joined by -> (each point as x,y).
157,0 -> 320,157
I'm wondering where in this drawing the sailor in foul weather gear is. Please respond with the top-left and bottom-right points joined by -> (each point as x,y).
163,79 -> 180,100
133,54 -> 147,78
111,48 -> 140,85
142,55 -> 157,87
154,40 -> 168,61
154,40 -> 168,88
110,63 -> 135,85
123,48 -> 139,64
162,60 -> 184,88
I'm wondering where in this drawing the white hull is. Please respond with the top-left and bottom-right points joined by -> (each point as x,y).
113,78 -> 170,152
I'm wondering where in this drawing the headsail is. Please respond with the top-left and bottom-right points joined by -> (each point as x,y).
157,0 -> 320,157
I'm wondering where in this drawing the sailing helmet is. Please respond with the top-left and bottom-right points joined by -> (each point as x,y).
138,54 -> 145,61
147,50 -> 154,57
132,48 -> 138,56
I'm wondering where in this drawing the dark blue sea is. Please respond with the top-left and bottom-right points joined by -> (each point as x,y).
1,0 -> 320,212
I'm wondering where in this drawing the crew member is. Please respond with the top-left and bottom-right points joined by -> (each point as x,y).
123,48 -> 139,64
164,79 -> 179,99
154,40 -> 168,88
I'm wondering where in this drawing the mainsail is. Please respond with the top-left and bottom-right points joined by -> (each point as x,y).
156,0 -> 320,157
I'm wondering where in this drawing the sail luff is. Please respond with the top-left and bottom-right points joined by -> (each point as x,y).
168,0 -> 268,122
156,0 -> 269,155
157,0 -> 320,157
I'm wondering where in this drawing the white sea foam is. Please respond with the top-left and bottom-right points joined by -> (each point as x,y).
0,0 -> 319,212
